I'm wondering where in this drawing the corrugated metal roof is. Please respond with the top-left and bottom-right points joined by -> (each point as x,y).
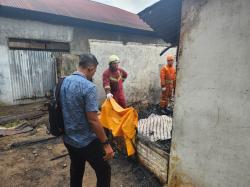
0,0 -> 153,31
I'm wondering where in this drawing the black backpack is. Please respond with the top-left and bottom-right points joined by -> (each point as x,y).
48,77 -> 66,137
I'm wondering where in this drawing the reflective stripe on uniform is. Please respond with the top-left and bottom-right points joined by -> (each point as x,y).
109,70 -> 122,82
109,76 -> 121,82
166,80 -> 174,83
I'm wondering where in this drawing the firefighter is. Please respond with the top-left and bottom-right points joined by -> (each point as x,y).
160,54 -> 176,112
103,55 -> 128,108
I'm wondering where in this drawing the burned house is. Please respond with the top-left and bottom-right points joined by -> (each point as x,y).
0,0 -> 172,105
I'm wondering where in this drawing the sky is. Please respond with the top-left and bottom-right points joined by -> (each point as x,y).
92,0 -> 159,14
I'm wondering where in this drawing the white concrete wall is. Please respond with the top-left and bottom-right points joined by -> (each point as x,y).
0,17 -> 73,104
169,0 -> 250,187
89,39 -> 176,104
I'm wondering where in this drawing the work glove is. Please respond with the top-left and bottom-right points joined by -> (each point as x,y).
106,93 -> 113,99
162,87 -> 166,91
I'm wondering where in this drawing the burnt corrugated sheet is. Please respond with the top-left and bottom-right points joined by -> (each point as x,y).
0,0 -> 152,32
9,50 -> 62,102
138,114 -> 172,142
139,0 -> 182,44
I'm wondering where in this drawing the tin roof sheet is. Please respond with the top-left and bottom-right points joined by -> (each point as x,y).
0,0 -> 153,31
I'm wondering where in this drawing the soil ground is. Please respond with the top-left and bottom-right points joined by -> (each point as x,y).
0,102 -> 161,187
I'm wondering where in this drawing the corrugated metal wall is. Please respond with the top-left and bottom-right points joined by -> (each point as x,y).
9,50 -> 62,102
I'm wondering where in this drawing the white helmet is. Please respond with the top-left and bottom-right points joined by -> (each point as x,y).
109,55 -> 120,64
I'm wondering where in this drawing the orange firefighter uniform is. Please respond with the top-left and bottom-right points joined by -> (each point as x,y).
160,55 -> 176,108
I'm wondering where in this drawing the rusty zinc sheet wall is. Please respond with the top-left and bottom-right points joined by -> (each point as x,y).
9,50 -> 61,103
56,54 -> 79,79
